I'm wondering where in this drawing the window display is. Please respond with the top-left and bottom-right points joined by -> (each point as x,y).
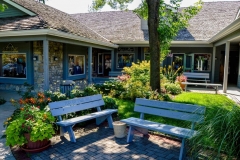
194,54 -> 211,71
0,53 -> 26,78
117,53 -> 134,68
68,55 -> 85,76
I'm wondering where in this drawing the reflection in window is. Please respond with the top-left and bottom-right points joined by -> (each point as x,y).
68,55 -> 85,76
194,54 -> 211,71
0,53 -> 26,78
173,54 -> 183,70
117,53 -> 134,68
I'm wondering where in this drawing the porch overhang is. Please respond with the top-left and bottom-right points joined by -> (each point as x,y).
0,29 -> 118,49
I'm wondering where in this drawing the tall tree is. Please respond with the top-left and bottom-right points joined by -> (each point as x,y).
92,0 -> 202,92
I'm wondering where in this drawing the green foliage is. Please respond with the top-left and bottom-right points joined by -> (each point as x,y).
94,81 -> 125,97
0,97 -> 6,105
161,64 -> 182,83
189,106 -> 240,159
83,85 -> 99,96
17,82 -> 34,99
0,3 -> 7,12
91,0 -> 134,11
164,82 -> 182,95
45,91 -> 67,102
5,104 -> 55,146
103,97 -> 118,109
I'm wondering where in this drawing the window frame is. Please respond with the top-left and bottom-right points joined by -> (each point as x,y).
116,53 -> 134,69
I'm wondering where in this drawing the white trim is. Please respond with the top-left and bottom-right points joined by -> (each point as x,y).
0,29 -> 118,48
236,8 -> 240,20
3,0 -> 36,16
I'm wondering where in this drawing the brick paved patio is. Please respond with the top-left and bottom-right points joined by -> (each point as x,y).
26,123 -> 181,160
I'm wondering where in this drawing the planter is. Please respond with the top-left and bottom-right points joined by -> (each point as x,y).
179,82 -> 186,90
112,121 -> 126,138
21,133 -> 51,153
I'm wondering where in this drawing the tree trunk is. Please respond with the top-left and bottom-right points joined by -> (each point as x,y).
146,0 -> 160,92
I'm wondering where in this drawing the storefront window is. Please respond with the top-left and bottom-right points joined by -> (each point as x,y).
117,53 -> 134,68
172,54 -> 184,70
0,53 -> 26,78
68,55 -> 85,76
194,54 -> 211,71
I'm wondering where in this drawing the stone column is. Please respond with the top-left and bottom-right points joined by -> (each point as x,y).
88,47 -> 92,84
43,40 -> 49,90
223,41 -> 230,93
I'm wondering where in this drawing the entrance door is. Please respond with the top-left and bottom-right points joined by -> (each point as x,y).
98,53 -> 111,76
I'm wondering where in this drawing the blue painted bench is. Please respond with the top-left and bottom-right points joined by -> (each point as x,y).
120,98 -> 205,160
49,94 -> 117,142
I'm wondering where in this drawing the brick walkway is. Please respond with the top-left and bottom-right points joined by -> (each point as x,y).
28,124 -> 181,160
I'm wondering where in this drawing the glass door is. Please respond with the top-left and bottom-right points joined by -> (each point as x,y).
98,53 -> 103,74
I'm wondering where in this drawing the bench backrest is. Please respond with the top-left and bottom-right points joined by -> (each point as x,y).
49,94 -> 104,116
134,98 -> 205,124
183,72 -> 209,79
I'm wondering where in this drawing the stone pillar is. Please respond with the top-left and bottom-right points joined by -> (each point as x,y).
223,41 -> 230,93
43,40 -> 49,91
211,46 -> 216,83
88,47 -> 92,84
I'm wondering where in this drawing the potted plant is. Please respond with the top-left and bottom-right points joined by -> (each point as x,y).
176,75 -> 187,90
4,92 -> 55,152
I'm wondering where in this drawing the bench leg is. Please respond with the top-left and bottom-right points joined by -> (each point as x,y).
96,115 -> 108,126
60,126 -> 67,136
107,115 -> 113,128
127,126 -> 134,143
179,138 -> 186,160
65,126 -> 76,143
215,86 -> 218,94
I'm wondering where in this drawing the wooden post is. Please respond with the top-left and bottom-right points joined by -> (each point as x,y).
223,41 -> 230,93
211,46 -> 216,83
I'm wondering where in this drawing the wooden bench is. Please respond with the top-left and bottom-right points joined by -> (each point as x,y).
183,72 -> 210,83
181,82 -> 222,94
49,94 -> 117,142
120,98 -> 205,160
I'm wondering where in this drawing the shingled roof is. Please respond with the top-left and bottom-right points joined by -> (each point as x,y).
72,11 -> 148,42
72,1 -> 240,42
0,0 -> 110,44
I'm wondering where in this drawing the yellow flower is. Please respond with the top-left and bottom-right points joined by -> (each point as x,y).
4,121 -> 8,125
7,117 -> 11,121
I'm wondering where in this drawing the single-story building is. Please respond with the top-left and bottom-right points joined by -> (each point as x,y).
1,0 -> 240,93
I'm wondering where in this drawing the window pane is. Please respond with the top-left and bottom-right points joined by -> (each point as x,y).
68,55 -> 85,76
117,53 -> 134,68
0,53 -> 26,78
194,54 -> 211,71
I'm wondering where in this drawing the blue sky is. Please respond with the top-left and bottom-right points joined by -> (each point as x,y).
45,0 -> 240,14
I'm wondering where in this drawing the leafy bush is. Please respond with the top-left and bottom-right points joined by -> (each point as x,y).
161,64 -> 182,83
164,83 -> 182,95
189,106 -> 240,159
83,85 -> 99,96
103,97 -> 118,109
5,104 -> 55,146
94,80 -> 125,97
45,91 -> 67,102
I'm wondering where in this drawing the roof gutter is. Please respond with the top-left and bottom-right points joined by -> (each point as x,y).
113,40 -> 212,46
208,18 -> 240,43
0,29 -> 118,48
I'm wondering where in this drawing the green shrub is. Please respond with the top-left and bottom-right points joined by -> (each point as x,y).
164,83 -> 182,95
189,106 -> 240,159
83,85 -> 99,96
45,91 -> 67,102
94,80 -> 125,97
70,86 -> 84,98
103,97 -> 118,109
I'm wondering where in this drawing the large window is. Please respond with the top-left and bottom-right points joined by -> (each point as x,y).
194,54 -> 211,71
0,53 -> 26,78
117,53 -> 134,68
68,55 -> 85,76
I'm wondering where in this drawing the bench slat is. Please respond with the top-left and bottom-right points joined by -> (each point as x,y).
49,94 -> 103,109
135,98 -> 205,114
121,117 -> 196,138
181,82 -> 222,86
50,100 -> 104,116
56,109 -> 117,126
134,105 -> 204,123
183,72 -> 209,79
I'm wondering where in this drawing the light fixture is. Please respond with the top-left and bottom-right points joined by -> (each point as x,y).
33,56 -> 38,61
53,56 -> 58,61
